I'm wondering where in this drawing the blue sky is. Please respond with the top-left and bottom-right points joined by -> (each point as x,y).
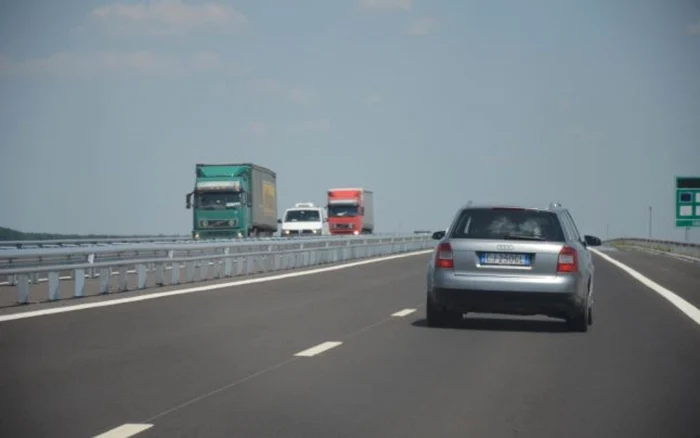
1,0 -> 700,242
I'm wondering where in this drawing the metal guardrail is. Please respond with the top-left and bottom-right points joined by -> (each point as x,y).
0,232 -> 426,249
0,234 -> 435,305
605,238 -> 700,260
605,238 -> 699,248
0,234 -> 427,269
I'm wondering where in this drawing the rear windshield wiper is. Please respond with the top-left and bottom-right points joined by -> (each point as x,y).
502,234 -> 546,241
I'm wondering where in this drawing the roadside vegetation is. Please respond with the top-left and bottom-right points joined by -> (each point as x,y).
0,226 -> 173,241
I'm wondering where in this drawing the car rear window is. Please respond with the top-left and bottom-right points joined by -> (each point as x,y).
450,208 -> 565,242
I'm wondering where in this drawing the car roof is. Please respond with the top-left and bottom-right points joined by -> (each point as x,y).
457,203 -> 566,213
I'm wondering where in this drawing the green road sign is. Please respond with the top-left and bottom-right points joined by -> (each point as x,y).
675,176 -> 700,228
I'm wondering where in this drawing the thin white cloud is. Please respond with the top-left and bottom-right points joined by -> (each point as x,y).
250,78 -> 317,104
297,118 -> 331,133
408,16 -> 440,36
250,77 -> 284,93
248,121 -> 270,136
358,0 -> 411,11
289,87 -> 317,104
246,119 -> 331,137
90,0 -> 247,36
0,51 -> 237,78
365,94 -> 382,105
570,126 -> 601,145
190,51 -> 223,70
686,20 -> 700,35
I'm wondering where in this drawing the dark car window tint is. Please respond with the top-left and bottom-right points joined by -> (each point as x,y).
450,208 -> 565,242
284,209 -> 321,222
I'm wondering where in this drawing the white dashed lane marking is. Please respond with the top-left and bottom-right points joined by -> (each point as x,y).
93,423 -> 153,438
294,341 -> 343,357
391,308 -> 417,317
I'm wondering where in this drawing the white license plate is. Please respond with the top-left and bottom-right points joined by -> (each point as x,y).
480,252 -> 531,266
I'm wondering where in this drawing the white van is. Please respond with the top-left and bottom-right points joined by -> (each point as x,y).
279,202 -> 330,236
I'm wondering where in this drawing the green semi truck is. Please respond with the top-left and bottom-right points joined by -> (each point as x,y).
185,163 -> 278,239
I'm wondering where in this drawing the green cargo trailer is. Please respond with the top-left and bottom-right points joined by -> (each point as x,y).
185,163 -> 278,239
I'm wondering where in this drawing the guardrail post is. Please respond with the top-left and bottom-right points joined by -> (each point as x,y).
118,267 -> 128,292
200,261 -> 209,281
172,262 -> 180,284
186,262 -> 195,283
213,259 -> 221,279
224,258 -> 232,277
137,264 -> 148,289
74,269 -> 85,297
155,264 -> 165,286
48,272 -> 60,301
87,254 -> 96,280
16,274 -> 29,304
99,268 -> 111,294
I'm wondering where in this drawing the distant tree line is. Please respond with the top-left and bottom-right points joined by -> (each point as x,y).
0,227 -> 173,241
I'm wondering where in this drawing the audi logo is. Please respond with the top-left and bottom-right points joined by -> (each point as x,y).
496,244 -> 514,251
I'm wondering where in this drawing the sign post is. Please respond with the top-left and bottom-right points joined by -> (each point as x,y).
675,177 -> 700,235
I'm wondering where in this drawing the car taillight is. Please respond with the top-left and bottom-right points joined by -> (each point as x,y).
557,246 -> 578,273
435,242 -> 454,269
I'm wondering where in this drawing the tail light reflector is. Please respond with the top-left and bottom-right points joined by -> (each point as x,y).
435,242 -> 454,269
557,246 -> 578,273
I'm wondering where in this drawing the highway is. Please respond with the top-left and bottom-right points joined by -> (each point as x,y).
1,246 -> 699,437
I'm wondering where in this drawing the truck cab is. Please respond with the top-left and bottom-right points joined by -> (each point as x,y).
188,179 -> 246,239
185,163 -> 277,240
279,202 -> 329,237
327,188 -> 374,235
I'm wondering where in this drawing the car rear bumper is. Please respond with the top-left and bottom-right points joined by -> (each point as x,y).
432,288 -> 583,317
430,271 -> 585,317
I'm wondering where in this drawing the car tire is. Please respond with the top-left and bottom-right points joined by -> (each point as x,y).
426,294 -> 461,328
567,305 -> 589,332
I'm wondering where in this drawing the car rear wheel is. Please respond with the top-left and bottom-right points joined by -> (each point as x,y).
426,295 -> 462,328
567,304 -> 589,332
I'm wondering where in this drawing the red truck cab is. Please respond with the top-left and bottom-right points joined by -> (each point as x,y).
326,188 -> 374,235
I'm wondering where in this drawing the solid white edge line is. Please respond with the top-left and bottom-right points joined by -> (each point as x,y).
93,423 -> 153,438
590,248 -> 700,326
294,341 -> 343,357
0,249 -> 433,323
391,308 -> 417,317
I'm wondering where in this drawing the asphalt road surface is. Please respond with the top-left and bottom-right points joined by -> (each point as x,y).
1,247 -> 699,438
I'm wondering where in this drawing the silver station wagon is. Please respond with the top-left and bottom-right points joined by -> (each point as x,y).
426,203 -> 602,332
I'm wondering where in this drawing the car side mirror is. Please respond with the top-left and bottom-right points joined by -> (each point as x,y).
185,193 -> 192,210
431,230 -> 446,240
584,235 -> 602,247
277,219 -> 282,224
